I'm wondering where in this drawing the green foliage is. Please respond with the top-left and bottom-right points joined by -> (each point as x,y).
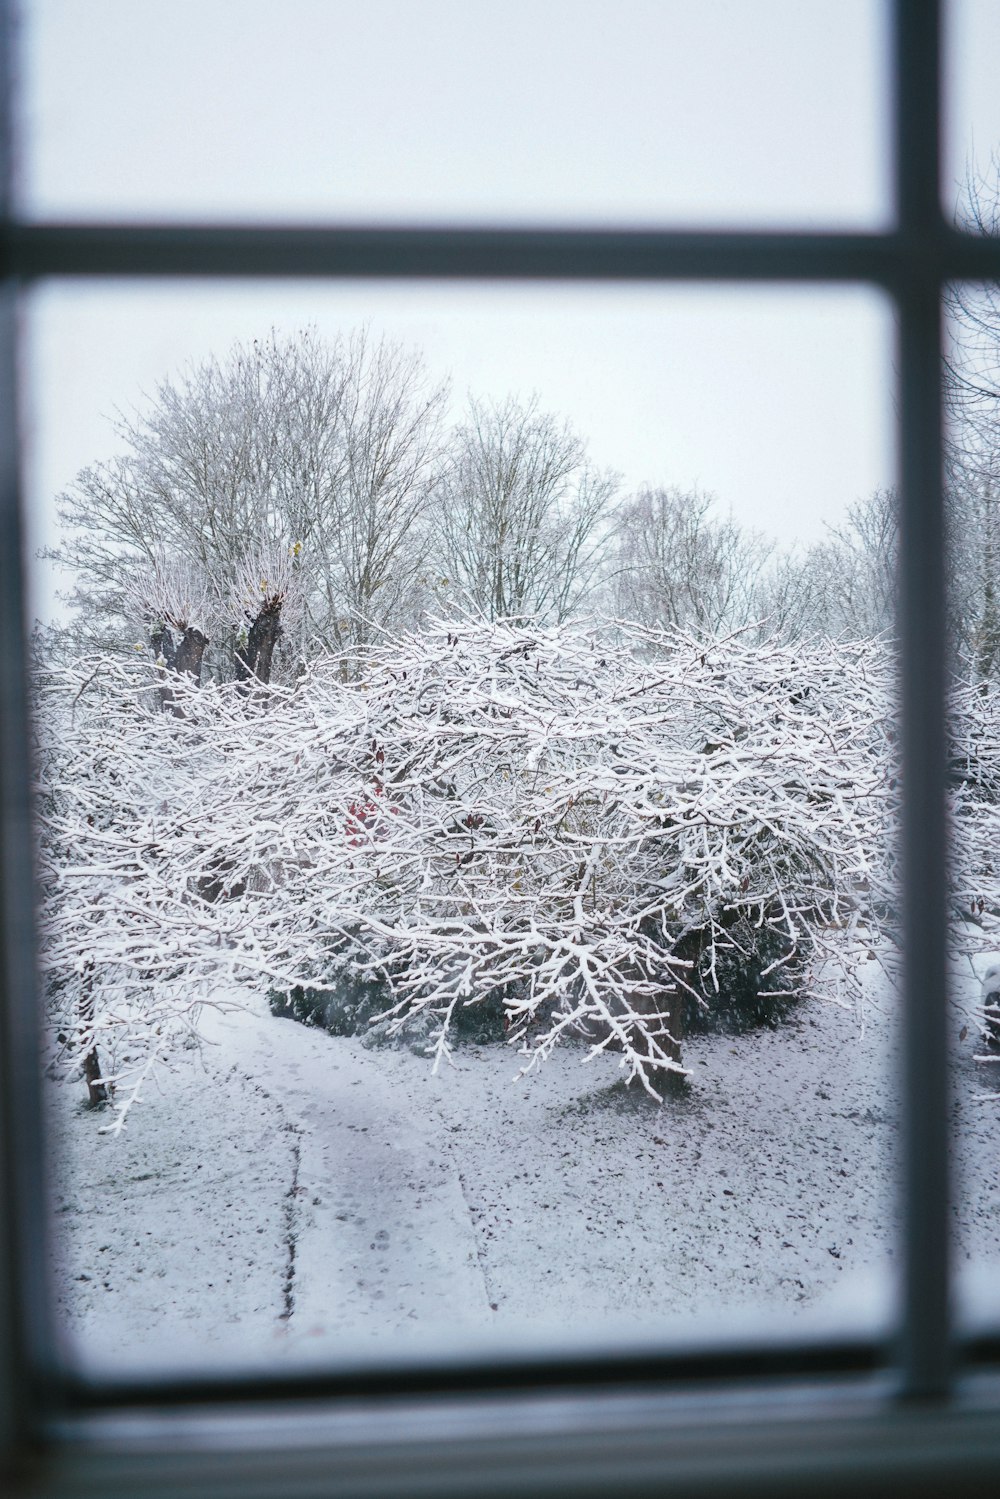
678,914 -> 804,1034
268,971 -> 508,1048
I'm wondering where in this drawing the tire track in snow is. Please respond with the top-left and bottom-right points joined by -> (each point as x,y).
278,1121 -> 302,1321
442,1142 -> 500,1314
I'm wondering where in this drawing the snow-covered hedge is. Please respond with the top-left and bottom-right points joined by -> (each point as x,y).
948,680 -> 1000,1051
36,620 -> 900,1126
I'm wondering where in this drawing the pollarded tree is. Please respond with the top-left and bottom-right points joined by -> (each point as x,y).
122,541 -> 304,708
224,542 -> 305,689
432,394 -> 618,623
123,551 -> 214,698
46,327 -> 449,672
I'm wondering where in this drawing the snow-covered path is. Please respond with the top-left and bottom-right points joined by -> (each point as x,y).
214,1004 -> 495,1347
46,958 -> 1000,1376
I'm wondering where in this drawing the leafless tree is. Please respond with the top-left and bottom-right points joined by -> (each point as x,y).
310,332 -> 449,651
124,551 -> 213,665
222,542 -> 306,689
46,327 -> 448,672
944,155 -> 1000,680
432,394 -> 618,623
122,552 -> 213,711
608,486 -> 773,634
768,489 -> 898,643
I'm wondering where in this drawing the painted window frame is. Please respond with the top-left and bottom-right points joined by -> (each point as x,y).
4,3 -> 1000,1494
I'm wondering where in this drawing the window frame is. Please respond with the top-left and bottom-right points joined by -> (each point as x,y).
5,2 -> 1000,1494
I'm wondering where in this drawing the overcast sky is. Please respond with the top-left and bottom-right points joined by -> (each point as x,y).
16,1 -> 1000,619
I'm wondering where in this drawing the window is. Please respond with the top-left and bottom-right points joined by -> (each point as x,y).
3,2 -> 1000,1494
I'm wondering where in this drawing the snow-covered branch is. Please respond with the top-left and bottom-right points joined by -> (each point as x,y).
35,620 -> 910,1121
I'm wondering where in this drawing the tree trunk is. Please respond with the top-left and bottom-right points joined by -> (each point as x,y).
150,621 -> 176,670
626,967 -> 685,1069
79,962 -> 108,1108
236,597 -> 283,690
974,490 -> 1000,690
174,626 -> 208,682
153,624 -> 208,714
612,942 -> 685,1072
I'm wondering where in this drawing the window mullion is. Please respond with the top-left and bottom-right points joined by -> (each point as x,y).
893,0 -> 952,1399
0,2 -> 46,1475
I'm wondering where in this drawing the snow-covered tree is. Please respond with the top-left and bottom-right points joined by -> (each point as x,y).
45,327 -> 449,671
432,395 -> 618,622
608,486 -> 774,634
768,489 -> 899,643
945,156 -> 1000,681
36,620 -> 903,1126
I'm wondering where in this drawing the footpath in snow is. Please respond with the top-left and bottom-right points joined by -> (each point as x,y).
46,957 -> 1000,1376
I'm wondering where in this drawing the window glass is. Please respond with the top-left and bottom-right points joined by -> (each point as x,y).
945,0 -> 1000,228
24,283 -> 902,1375
944,278 -> 1000,1335
17,0 -> 889,228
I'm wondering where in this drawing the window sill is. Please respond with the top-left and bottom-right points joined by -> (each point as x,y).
10,1370 -> 1000,1499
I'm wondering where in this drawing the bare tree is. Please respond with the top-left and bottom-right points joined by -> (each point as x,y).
310,332 -> 449,651
46,327 -> 448,671
609,486 -> 773,633
220,541 -> 305,689
771,489 -> 899,643
947,466 -> 1000,681
433,394 -> 618,623
122,552 -> 213,711
944,155 -> 1000,680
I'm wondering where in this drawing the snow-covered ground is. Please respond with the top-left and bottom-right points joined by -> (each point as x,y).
45,953 -> 1000,1377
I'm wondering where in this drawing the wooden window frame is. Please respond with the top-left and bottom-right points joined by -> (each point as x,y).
4,4 -> 1000,1494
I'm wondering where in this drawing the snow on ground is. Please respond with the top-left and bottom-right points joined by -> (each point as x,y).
46,953 -> 1000,1377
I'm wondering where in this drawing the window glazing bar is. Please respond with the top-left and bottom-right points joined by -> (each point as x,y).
4,222 -> 1000,285
0,0 -> 53,1467
0,0 -> 15,1451
893,0 -> 951,1400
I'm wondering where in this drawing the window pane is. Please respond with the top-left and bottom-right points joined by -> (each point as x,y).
944,280 -> 1000,1335
25,283 -> 899,1375
18,0 -> 889,228
945,0 -> 1000,228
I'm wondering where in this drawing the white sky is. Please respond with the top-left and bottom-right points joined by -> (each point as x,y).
15,1 -> 1000,619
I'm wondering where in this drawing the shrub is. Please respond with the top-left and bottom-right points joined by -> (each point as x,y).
35,620 -> 896,1119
